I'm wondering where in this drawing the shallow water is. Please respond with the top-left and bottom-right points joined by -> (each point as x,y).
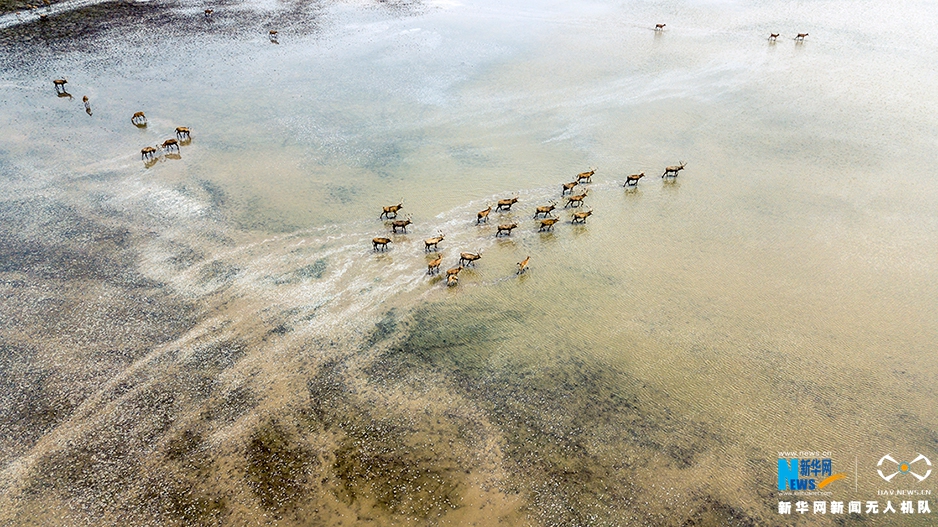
2,0 -> 938,525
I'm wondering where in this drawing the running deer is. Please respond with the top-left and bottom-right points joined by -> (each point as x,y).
795,33 -> 808,41
390,216 -> 412,233
476,205 -> 492,224
141,146 -> 157,159
424,232 -> 445,252
624,172 -> 645,187
516,256 -> 530,275
538,217 -> 560,232
561,181 -> 578,196
533,201 -> 557,218
131,111 -> 147,127
53,78 -> 67,93
446,265 -> 462,286
204,9 -> 213,16
380,199 -> 404,219
496,223 -> 518,237
571,209 -> 593,224
162,138 -> 180,152
82,96 -> 92,115
372,237 -> 391,251
575,168 -> 595,184
176,127 -> 191,140
655,23 -> 666,31
565,188 -> 589,207
769,33 -> 779,41
662,161 -> 686,178
269,30 -> 279,42
496,196 -> 519,212
459,251 -> 482,267
427,254 -> 442,275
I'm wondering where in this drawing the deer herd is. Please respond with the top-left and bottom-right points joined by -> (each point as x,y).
372,163 -> 690,286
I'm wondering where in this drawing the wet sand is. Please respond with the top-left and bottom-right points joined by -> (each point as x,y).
2,0 -> 938,525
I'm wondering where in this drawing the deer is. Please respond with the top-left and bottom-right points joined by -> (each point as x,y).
390,216 -> 412,233
571,209 -> 593,224
795,33 -> 808,41
561,181 -> 578,196
538,217 -> 560,232
162,138 -> 180,152
427,254 -> 443,275
424,231 -> 444,252
769,33 -> 779,41
372,237 -> 391,251
82,96 -> 92,116
575,168 -> 595,184
446,265 -> 462,286
476,205 -> 492,224
662,161 -> 686,178
496,223 -> 518,237
53,78 -> 67,93
204,8 -> 213,16
516,256 -> 530,275
624,172 -> 645,187
533,201 -> 556,218
131,111 -> 147,127
141,146 -> 158,159
380,199 -> 403,219
175,127 -> 191,140
269,30 -> 278,43
565,188 -> 589,207
496,195 -> 519,211
459,251 -> 482,267
655,23 -> 666,31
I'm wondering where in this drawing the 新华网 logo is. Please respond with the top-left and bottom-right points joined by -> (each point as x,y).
877,454 -> 932,482
778,457 -> 846,491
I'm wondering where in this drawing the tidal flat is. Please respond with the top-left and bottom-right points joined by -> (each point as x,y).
2,0 -> 938,525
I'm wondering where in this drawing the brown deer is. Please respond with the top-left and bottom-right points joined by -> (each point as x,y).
624,172 -> 645,187
561,181 -> 578,195
662,161 -> 686,177
141,146 -> 158,159
575,168 -> 595,184
446,265 -> 462,286
372,237 -> 391,251
496,223 -> 518,237
571,209 -> 593,224
269,30 -> 279,41
795,33 -> 808,41
204,9 -> 213,16
162,138 -> 180,152
53,78 -> 67,93
516,256 -> 530,275
82,96 -> 92,116
476,205 -> 492,224
131,111 -> 147,127
496,196 -> 519,211
427,254 -> 442,275
655,23 -> 666,31
390,216 -> 412,233
459,251 -> 482,267
769,33 -> 779,41
565,188 -> 589,207
175,127 -> 191,140
424,232 -> 444,252
538,217 -> 560,232
380,199 -> 403,219
533,201 -> 557,218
